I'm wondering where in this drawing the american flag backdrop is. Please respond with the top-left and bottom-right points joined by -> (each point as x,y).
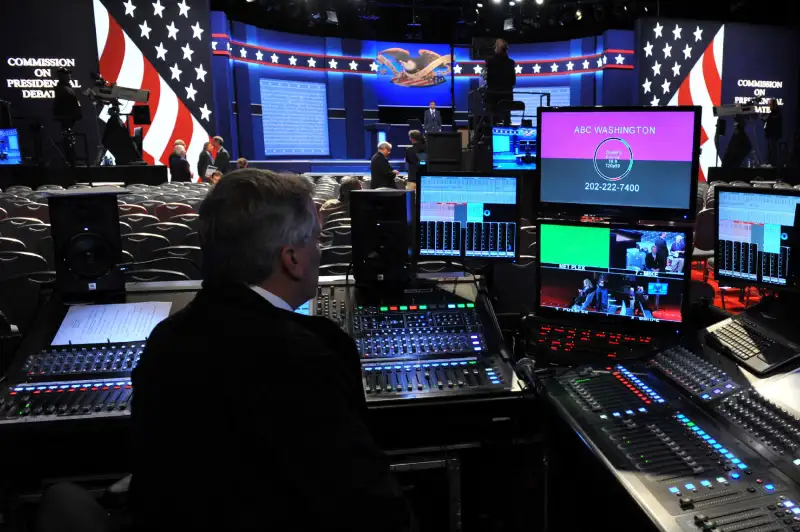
93,0 -> 215,176
637,19 -> 725,182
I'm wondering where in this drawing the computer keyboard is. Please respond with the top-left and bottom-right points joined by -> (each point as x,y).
705,317 -> 800,375
534,322 -> 653,357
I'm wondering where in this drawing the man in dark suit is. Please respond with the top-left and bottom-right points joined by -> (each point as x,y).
370,141 -> 398,189
645,245 -> 666,272
168,144 -> 192,182
167,139 -> 185,169
654,232 -> 669,265
130,169 -> 414,532
212,135 -> 230,173
404,130 -> 426,191
423,100 -> 442,134
197,141 -> 214,182
485,39 -> 517,126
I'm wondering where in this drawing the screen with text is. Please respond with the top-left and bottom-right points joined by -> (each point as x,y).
539,110 -> 696,211
538,224 -> 688,324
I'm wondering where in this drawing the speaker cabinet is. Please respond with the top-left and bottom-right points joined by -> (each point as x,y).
48,188 -> 124,301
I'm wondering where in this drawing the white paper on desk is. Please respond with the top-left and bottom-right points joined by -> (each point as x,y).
51,302 -> 172,346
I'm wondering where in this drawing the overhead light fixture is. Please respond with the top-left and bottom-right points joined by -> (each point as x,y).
535,0 -> 544,4
477,2 -> 483,6
503,17 -> 515,30
492,0 -> 502,4
575,8 -> 582,19
644,6 -> 648,11
326,9 -> 339,24
624,5 -> 628,10
509,1 -> 515,5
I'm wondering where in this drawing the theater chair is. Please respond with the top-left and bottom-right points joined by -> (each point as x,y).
128,257 -> 202,280
125,269 -> 191,282
154,203 -> 194,223
122,233 -> 171,262
150,245 -> 202,267
0,251 -> 49,281
0,237 -> 25,252
119,214 -> 160,233
141,222 -> 193,246
8,202 -> 50,223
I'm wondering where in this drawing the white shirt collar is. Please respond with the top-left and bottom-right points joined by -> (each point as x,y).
249,285 -> 293,312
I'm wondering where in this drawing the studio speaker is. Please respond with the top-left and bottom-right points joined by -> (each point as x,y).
48,188 -> 125,301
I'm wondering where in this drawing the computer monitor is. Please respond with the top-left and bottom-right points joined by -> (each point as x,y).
536,221 -> 691,328
715,187 -> 800,292
492,126 -> 536,170
537,106 -> 701,220
0,128 -> 22,165
417,172 -> 520,260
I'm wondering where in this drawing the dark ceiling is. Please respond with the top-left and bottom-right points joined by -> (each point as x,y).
210,0 -> 798,44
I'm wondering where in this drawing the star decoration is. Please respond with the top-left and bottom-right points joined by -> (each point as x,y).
661,79 -> 671,94
651,95 -> 660,107
269,53 -> 278,63
653,22 -> 663,39
199,104 -> 211,122
533,64 -> 541,73
329,58 -> 338,69
169,63 -> 182,81
166,21 -> 179,40
307,57 -> 316,67
227,42 -> 231,51
349,60 -> 358,70
693,26 -> 703,42
566,61 -> 574,71
603,55 -> 608,64
672,24 -> 682,40
289,56 -> 298,66
615,54 -> 625,64
663,43 -> 672,58
123,0 -> 136,17
642,78 -> 652,94
191,22 -> 204,40
582,59 -> 590,69
211,41 -> 217,51
139,20 -> 151,39
682,44 -> 692,60
254,50 -> 262,61
596,58 -> 603,68
155,42 -> 167,60
152,0 -> 164,17
239,47 -> 246,58
473,65 -> 483,75
514,64 -> 522,74
182,43 -> 194,61
195,64 -> 207,82
671,62 -> 681,77
644,41 -> 654,57
370,61 -> 380,72
652,60 -> 662,76
185,83 -> 196,101
177,0 -> 190,18
550,63 -> 558,72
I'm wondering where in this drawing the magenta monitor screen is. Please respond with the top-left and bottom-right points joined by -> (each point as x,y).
537,223 -> 689,325
538,108 -> 699,218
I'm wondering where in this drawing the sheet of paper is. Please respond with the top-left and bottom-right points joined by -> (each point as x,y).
51,302 -> 172,346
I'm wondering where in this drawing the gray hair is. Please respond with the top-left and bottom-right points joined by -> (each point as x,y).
198,169 -> 315,284
378,141 -> 392,150
174,145 -> 186,156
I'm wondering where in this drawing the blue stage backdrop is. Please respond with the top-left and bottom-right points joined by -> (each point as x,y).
635,18 -> 799,179
209,12 -> 635,161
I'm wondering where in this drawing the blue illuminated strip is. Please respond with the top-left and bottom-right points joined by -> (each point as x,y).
676,413 -> 748,473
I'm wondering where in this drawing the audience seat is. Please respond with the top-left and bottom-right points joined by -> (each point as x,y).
118,194 -> 149,204
154,203 -> 194,222
122,233 -> 172,262
141,222 -> 193,245
124,269 -> 191,282
168,213 -> 199,230
129,257 -> 202,279
3,223 -> 50,252
0,207 -> 8,221
154,193 -> 187,203
8,202 -> 49,223
136,200 -> 167,215
150,245 -> 202,268
320,245 -> 352,267
183,232 -> 200,247
118,221 -> 133,235
119,214 -> 160,233
119,204 -> 148,216
0,237 -> 25,252
0,251 -> 49,280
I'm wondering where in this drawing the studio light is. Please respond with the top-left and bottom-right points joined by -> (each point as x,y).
509,1 -> 515,5
492,0 -> 502,4
326,9 -> 339,24
503,16 -> 515,30
477,2 -> 483,7
535,0 -> 544,4
575,8 -> 582,19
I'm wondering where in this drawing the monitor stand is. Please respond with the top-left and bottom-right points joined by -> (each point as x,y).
739,293 -> 800,346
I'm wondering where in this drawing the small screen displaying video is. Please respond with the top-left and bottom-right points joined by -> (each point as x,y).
538,223 -> 688,324
0,129 -> 22,166
492,126 -> 536,170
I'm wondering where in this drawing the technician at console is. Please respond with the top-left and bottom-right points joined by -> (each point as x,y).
130,169 -> 413,531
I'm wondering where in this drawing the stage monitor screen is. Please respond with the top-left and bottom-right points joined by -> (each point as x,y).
715,188 -> 800,291
538,107 -> 700,219
0,128 -> 22,165
418,173 -> 519,260
492,126 -> 536,170
537,222 -> 689,325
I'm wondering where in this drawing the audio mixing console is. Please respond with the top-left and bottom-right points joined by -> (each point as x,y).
547,356 -> 800,532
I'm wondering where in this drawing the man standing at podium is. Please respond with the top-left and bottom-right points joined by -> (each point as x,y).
423,100 -> 442,134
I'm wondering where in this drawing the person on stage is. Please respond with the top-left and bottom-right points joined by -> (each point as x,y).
423,100 -> 442,134
169,144 -> 192,182
645,245 -> 666,272
668,234 -> 685,273
765,98 -> 783,167
404,130 -> 426,191
370,141 -> 398,189
485,39 -> 516,126
198,142 -> 214,182
212,135 -> 231,173
168,139 -> 186,170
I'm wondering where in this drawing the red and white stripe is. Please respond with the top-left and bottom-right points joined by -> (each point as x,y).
93,0 -> 210,179
668,26 -> 725,182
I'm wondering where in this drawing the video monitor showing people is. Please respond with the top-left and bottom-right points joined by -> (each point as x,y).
538,223 -> 689,324
538,107 -> 699,217
0,128 -> 22,165
418,174 -> 519,259
716,188 -> 800,290
492,126 -> 536,170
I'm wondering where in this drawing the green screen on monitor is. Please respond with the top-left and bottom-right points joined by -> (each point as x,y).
539,224 -> 610,268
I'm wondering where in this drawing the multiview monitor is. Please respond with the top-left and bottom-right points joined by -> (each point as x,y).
492,126 -> 536,170
0,128 -> 22,165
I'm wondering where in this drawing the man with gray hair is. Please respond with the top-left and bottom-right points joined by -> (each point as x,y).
130,169 -> 414,531
370,141 -> 398,189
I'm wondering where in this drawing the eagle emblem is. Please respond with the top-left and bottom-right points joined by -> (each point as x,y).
376,48 -> 451,88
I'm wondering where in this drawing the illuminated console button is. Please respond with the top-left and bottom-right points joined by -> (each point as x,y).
668,487 -> 680,495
